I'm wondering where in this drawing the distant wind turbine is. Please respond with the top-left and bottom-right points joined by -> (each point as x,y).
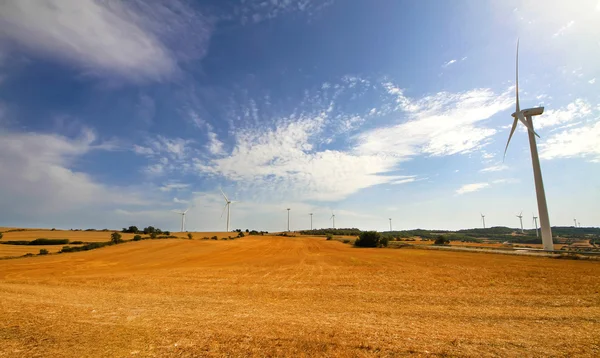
533,214 -> 539,238
574,218 -> 578,228
504,40 -> 553,251
309,213 -> 313,230
287,208 -> 291,232
389,218 -> 392,231
516,211 -> 524,233
480,213 -> 486,229
220,189 -> 238,232
171,208 -> 189,232
330,211 -> 336,229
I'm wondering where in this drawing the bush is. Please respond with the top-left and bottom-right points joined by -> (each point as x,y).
23,253 -> 35,257
355,231 -> 381,248
222,237 -> 228,240
0,232 -> 2,240
29,238 -> 69,245
202,237 -> 209,240
39,249 -> 49,255
434,235 -> 450,245
187,233 -> 193,240
211,236 -> 218,240
237,232 -> 245,238
133,235 -> 143,241
51,228 -> 56,231
343,239 -> 350,244
111,232 -> 123,244
60,242 -> 112,253
71,241 -> 84,245
380,236 -> 389,248
249,230 -> 259,235
326,234 -> 333,240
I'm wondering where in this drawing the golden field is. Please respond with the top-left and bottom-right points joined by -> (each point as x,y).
1,235 -> 599,357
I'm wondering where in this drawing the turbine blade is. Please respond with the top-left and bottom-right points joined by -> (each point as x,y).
220,189 -> 229,202
503,117 -> 519,160
220,203 -> 228,219
516,39 -> 520,113
516,111 -> 541,138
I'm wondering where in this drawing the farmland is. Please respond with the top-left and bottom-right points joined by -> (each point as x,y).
1,234 -> 599,357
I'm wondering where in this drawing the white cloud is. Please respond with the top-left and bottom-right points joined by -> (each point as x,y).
390,176 -> 417,185
589,78 -> 596,84
534,99 -> 591,129
442,59 -> 457,68
539,121 -> 600,161
206,125 -> 225,156
0,0 -> 212,82
456,183 -> 490,195
355,87 -> 512,158
160,183 -> 190,192
480,164 -> 508,172
238,0 -> 335,24
0,128 -> 151,223
552,20 -> 575,37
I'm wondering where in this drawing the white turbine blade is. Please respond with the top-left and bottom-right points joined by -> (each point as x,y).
183,209 -> 189,214
516,111 -> 540,138
516,39 -> 520,114
220,203 -> 228,219
171,210 -> 183,214
220,189 -> 229,202
503,117 -> 519,160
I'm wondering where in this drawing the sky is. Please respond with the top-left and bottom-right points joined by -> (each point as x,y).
0,0 -> 599,232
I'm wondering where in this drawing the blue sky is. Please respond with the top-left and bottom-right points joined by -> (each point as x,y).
0,0 -> 599,232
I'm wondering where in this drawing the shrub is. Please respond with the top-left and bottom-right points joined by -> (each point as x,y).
111,232 -> 123,244
23,253 -> 35,257
211,236 -> 218,240
355,231 -> 381,248
187,233 -> 193,240
222,237 -> 228,240
0,232 -> 2,240
164,231 -> 170,235
29,238 -> 69,245
51,228 -> 56,231
150,232 -> 157,239
380,236 -> 389,248
60,242 -> 112,253
237,232 -> 245,238
326,234 -> 333,240
343,239 -> 350,244
434,235 -> 450,245
249,230 -> 259,235
133,235 -> 143,241
1,241 -> 30,245
71,241 -> 84,245
39,249 -> 49,255
202,237 -> 209,240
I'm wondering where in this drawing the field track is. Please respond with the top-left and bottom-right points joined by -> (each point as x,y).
1,236 -> 599,357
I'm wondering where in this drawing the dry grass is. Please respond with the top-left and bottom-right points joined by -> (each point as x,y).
1,235 -> 599,357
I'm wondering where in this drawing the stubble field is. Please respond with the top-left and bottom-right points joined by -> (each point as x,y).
1,235 -> 599,357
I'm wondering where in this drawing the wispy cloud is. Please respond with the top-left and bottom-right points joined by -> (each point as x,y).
552,20 -> 575,37
589,78 -> 596,84
539,121 -> 600,162
237,0 -> 335,24
160,183 -> 190,192
480,164 -> 508,173
0,0 -> 212,82
456,183 -> 490,195
442,59 -> 457,68
534,99 -> 591,129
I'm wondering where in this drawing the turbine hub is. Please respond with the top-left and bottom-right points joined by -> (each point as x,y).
511,107 -> 544,118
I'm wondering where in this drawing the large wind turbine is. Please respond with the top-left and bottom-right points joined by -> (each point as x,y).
220,189 -> 237,232
330,212 -> 336,229
516,211 -> 524,233
172,209 -> 189,232
533,214 -> 539,238
504,40 -> 553,251
480,213 -> 486,229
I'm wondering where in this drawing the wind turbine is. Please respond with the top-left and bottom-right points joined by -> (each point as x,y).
504,40 -> 553,251
533,214 -> 539,238
480,213 -> 486,229
220,189 -> 237,232
389,218 -> 392,231
516,211 -> 524,233
574,218 -> 578,228
287,208 -> 291,232
309,213 -> 313,230
330,211 -> 336,229
172,208 -> 189,232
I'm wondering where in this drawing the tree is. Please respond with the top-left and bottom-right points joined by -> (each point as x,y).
150,232 -> 157,239
187,233 -> 193,240
434,235 -> 450,245
133,235 -> 143,241
355,231 -> 381,248
39,249 -> 49,255
143,226 -> 156,235
111,232 -> 123,244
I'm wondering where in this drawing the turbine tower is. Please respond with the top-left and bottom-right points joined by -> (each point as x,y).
481,213 -> 486,229
172,209 -> 189,232
330,212 -> 336,229
220,189 -> 237,232
574,218 -> 578,228
516,211 -> 524,233
389,218 -> 392,231
309,213 -> 313,230
533,214 -> 539,238
504,40 -> 553,251
287,208 -> 291,232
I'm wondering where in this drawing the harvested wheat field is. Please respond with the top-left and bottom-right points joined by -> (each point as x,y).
1,236 -> 599,357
